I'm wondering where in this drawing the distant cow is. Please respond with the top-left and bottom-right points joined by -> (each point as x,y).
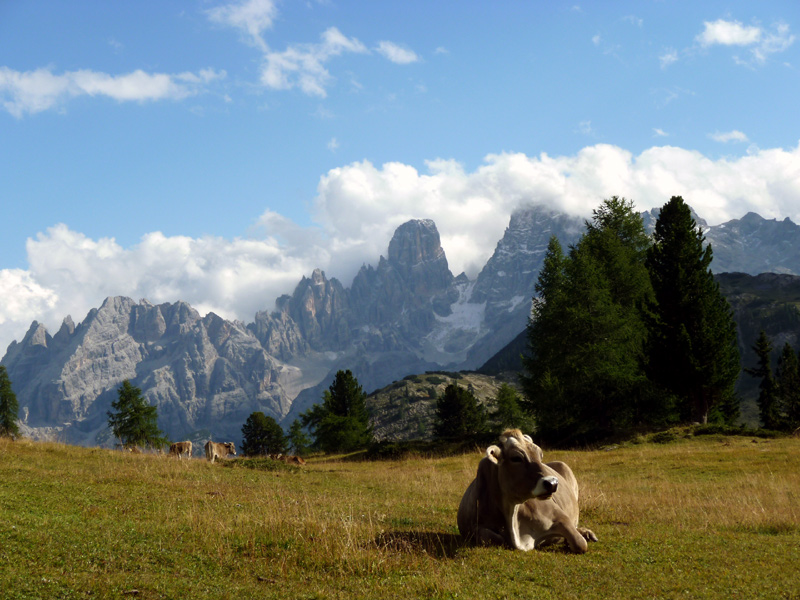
457,429 -> 597,553
271,454 -> 306,466
169,441 -> 193,459
205,441 -> 237,463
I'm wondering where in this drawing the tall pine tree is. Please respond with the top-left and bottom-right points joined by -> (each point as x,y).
644,196 -> 740,424
744,330 -> 780,429
301,370 -> 373,453
107,380 -> 167,450
0,366 -> 20,439
776,343 -> 800,432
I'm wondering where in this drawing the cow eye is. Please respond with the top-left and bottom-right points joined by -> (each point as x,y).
509,456 -> 523,464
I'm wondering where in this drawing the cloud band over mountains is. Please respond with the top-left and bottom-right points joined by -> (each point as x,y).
2,141 -> 800,355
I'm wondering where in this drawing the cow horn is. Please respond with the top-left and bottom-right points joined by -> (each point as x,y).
486,445 -> 501,464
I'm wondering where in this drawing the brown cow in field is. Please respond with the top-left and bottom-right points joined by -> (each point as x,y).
457,429 -> 597,553
268,453 -> 306,465
204,441 -> 236,463
169,441 -> 192,459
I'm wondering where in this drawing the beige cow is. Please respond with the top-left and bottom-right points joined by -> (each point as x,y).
168,441 -> 192,459
457,429 -> 597,553
204,441 -> 236,463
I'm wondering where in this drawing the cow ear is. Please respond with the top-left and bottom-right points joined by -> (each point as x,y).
485,445 -> 502,464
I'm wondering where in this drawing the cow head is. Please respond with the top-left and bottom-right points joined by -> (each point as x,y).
486,429 -> 558,504
225,442 -> 237,455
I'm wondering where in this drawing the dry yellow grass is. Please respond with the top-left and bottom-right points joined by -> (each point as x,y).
1,433 -> 798,599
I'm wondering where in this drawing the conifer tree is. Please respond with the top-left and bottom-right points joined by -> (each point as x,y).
744,330 -> 780,429
492,383 -> 529,431
287,419 -> 311,456
301,370 -> 373,453
776,343 -> 800,432
645,196 -> 740,424
0,366 -> 20,439
107,380 -> 167,450
434,383 -> 487,439
241,411 -> 287,456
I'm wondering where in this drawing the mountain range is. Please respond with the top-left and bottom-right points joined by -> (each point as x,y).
3,205 -> 800,445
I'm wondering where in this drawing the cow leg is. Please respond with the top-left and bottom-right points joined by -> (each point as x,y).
473,527 -> 507,547
578,527 -> 598,543
553,521 -> 589,554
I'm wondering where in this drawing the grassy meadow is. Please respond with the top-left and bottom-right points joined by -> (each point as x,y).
1,433 -> 799,600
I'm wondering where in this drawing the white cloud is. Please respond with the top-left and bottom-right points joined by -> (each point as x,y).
4,143 -> 800,354
659,48 -> 678,69
653,128 -> 669,137
206,0 -> 277,52
261,27 -> 367,97
751,22 -> 795,64
376,41 -> 419,64
709,130 -> 749,143
696,19 -> 795,65
0,67 -> 225,118
327,137 -> 339,151
697,19 -> 761,47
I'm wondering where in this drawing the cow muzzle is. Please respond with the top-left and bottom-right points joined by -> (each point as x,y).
533,475 -> 559,499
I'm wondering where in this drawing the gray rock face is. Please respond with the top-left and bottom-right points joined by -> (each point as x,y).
3,297 -> 292,445
642,206 -> 800,276
705,213 -> 800,276
463,206 -> 585,368
4,206 -> 800,445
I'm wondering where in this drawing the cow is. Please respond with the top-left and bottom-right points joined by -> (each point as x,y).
204,441 -> 237,463
168,441 -> 193,460
457,429 -> 597,553
268,453 -> 307,465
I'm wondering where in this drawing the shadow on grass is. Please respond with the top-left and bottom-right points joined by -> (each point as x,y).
374,531 -> 464,559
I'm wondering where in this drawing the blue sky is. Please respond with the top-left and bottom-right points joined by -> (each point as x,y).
1,0 -> 799,354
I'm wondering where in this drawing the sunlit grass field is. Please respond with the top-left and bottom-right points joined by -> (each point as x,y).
1,433 -> 798,599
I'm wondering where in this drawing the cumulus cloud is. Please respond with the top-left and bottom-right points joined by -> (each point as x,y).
697,19 -> 762,47
0,67 -> 225,118
207,0 -> 277,52
696,19 -> 795,65
4,143 -> 800,354
376,41 -> 419,64
261,27 -> 367,97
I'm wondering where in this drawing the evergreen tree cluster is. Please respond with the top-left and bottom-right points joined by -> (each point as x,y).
746,330 -> 800,432
521,196 -> 741,444
433,382 -> 529,442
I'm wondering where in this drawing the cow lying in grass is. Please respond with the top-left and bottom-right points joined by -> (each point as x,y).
457,429 -> 597,553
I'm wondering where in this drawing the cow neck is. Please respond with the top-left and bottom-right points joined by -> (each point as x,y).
505,502 -> 534,551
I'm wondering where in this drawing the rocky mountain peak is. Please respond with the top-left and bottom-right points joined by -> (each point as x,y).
387,219 -> 444,267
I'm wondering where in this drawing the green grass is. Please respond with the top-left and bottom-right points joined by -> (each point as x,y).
1,435 -> 799,599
